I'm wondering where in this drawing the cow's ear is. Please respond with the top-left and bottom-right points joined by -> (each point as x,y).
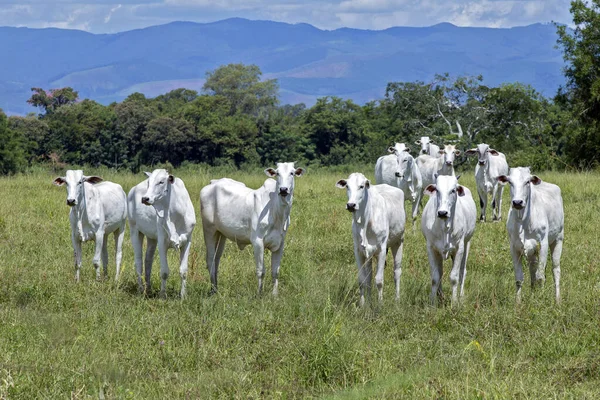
403,147 -> 410,152
465,148 -> 477,156
365,179 -> 371,189
388,146 -> 396,153
454,150 -> 461,156
438,149 -> 445,155
265,168 -> 277,177
144,171 -> 152,178
83,176 -> 103,184
497,175 -> 509,184
53,177 -> 66,186
335,179 -> 347,189
424,184 -> 437,196
415,140 -> 421,145
489,149 -> 500,156
294,167 -> 305,177
457,185 -> 466,197
530,175 -> 542,185
168,175 -> 175,184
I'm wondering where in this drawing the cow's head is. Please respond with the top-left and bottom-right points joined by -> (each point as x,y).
53,170 -> 103,207
141,169 -> 174,206
265,162 -> 305,202
336,172 -> 370,213
465,143 -> 500,166
388,142 -> 409,155
424,174 -> 465,220
415,136 -> 432,155
497,167 -> 541,210
439,144 -> 461,167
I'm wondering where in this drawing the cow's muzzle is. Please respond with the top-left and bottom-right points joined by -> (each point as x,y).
437,210 -> 449,219
512,200 -> 524,209
141,196 -> 152,205
346,203 -> 357,212
66,199 -> 76,207
478,160 -> 486,166
395,172 -> 402,178
445,161 -> 453,166
279,187 -> 290,197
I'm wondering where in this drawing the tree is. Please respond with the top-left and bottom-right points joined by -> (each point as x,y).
27,87 -> 79,115
556,0 -> 600,167
0,110 -> 25,174
203,64 -> 278,116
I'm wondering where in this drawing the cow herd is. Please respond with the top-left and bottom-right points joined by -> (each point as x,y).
53,137 -> 564,306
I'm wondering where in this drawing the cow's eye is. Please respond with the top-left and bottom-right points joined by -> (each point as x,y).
158,181 -> 164,185
403,160 -> 408,163
290,172 -> 294,176
359,185 -> 364,189
451,189 -> 457,193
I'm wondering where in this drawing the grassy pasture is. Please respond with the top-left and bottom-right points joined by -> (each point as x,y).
0,166 -> 599,398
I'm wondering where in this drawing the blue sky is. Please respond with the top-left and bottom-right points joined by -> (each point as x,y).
0,0 -> 572,33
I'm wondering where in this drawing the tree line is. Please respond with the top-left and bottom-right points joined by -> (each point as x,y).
0,1 -> 598,174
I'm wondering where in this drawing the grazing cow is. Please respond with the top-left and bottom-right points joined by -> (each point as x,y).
497,167 -> 564,303
421,174 -> 476,306
415,136 -> 441,157
128,169 -> 196,298
200,162 -> 305,295
465,143 -> 509,222
53,170 -> 127,282
416,144 -> 460,189
375,144 -> 423,227
336,173 -> 406,306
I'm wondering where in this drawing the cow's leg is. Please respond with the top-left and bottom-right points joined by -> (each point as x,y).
492,184 -> 503,221
114,226 -> 125,282
478,189 -> 487,222
459,240 -> 471,299
101,233 -> 109,279
357,253 -> 372,307
411,195 -> 421,230
510,242 -> 525,303
449,241 -> 466,306
178,238 -> 192,299
550,237 -> 563,303
253,240 -> 266,295
93,231 -> 105,281
157,239 -> 170,299
131,228 -> 145,293
391,239 -> 404,301
427,245 -> 443,306
374,246 -> 387,302
270,246 -> 284,297
144,238 -> 157,295
204,230 -> 225,295
72,234 -> 82,282
534,239 -> 549,289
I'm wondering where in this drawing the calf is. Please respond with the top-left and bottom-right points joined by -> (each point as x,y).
416,144 -> 460,189
415,136 -> 441,157
128,169 -> 196,298
200,162 -> 305,295
336,173 -> 406,306
421,174 -> 476,306
465,143 -> 509,222
53,170 -> 127,282
497,167 -> 564,303
375,144 -> 423,227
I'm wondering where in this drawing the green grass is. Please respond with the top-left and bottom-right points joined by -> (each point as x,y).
0,167 -> 599,398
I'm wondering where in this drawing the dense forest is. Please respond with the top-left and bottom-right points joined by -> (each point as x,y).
0,0 -> 598,174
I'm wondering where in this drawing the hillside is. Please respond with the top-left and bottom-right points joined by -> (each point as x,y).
0,18 -> 564,114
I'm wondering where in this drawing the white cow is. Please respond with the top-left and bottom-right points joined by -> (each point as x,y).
465,143 -> 509,222
200,162 -> 305,295
421,174 -> 476,306
497,167 -> 564,303
416,144 -> 460,189
336,173 -> 406,306
415,136 -> 441,157
375,144 -> 423,227
53,170 -> 127,282
128,169 -> 196,298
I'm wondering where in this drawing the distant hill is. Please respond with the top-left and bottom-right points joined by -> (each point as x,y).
0,18 -> 564,115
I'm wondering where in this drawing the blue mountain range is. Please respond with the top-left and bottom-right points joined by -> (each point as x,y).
0,18 -> 564,114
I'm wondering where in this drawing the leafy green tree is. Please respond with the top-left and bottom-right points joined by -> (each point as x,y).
141,117 -> 194,167
0,110 -> 25,174
8,114 -> 50,164
556,0 -> 600,167
203,64 -> 278,116
27,87 -> 79,115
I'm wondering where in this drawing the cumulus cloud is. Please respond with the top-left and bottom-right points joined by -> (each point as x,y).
0,0 -> 573,33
